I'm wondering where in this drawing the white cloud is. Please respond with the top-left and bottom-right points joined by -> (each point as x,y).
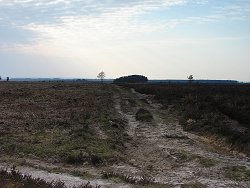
0,0 -> 188,54
0,0 -> 247,56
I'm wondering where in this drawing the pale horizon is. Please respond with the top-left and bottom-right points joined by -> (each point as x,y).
1,0 -> 250,82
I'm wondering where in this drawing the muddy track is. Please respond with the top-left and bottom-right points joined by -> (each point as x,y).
113,86 -> 250,187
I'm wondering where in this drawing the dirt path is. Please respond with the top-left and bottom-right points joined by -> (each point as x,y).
112,87 -> 250,187
0,162 -> 131,188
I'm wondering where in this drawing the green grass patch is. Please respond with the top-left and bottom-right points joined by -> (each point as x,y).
172,151 -> 197,163
223,165 -> 250,181
181,182 -> 206,188
198,157 -> 217,168
136,108 -> 153,122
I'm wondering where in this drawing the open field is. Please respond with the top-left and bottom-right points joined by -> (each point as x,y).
0,82 -> 250,187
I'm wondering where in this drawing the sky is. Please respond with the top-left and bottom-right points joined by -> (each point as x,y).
0,0 -> 250,81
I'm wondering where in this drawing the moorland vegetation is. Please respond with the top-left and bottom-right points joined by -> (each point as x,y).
0,82 -> 125,165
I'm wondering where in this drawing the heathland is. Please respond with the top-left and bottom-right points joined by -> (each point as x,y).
0,82 -> 249,188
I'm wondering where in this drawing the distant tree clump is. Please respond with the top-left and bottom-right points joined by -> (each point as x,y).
113,75 -> 148,84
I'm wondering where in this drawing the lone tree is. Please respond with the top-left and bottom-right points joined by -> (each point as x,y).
187,75 -> 193,80
97,71 -> 105,83
187,75 -> 194,84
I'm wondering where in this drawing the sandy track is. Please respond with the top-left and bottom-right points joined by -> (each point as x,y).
113,87 -> 250,187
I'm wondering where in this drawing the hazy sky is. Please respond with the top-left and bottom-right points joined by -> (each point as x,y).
0,0 -> 250,81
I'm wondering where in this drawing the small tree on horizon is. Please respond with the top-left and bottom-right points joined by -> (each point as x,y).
187,75 -> 194,83
97,71 -> 105,83
187,75 -> 194,85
